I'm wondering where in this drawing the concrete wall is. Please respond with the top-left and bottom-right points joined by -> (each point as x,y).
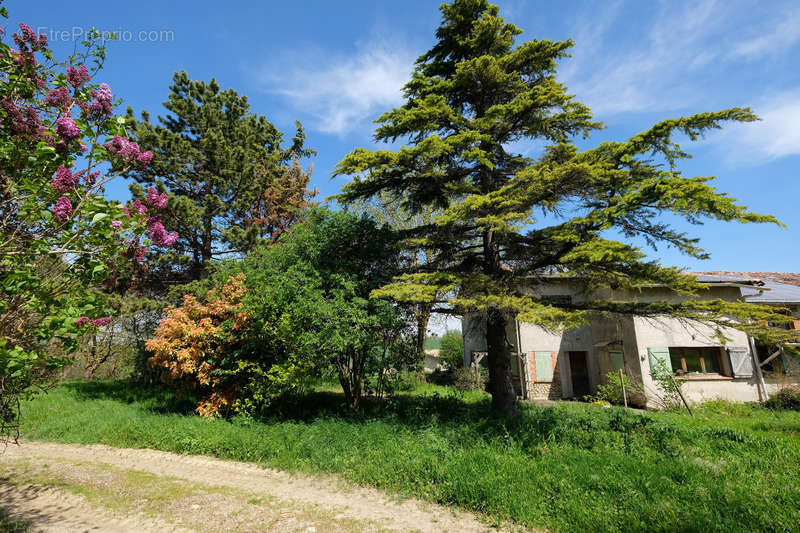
459,282 -> 799,405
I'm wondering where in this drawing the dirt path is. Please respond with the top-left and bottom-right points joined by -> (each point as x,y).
1,441 -> 523,532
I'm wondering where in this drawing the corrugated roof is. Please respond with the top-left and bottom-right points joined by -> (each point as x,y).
691,271 -> 800,303
693,271 -> 800,287
742,281 -> 800,304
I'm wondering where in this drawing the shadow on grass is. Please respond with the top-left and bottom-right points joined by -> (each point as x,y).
60,380 -> 198,415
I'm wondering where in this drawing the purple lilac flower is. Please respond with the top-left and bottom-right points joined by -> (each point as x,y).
50,166 -> 76,192
111,220 -> 122,231
52,196 -> 73,221
44,87 -> 71,110
76,316 -> 91,328
132,199 -> 147,215
145,187 -> 168,209
92,317 -> 111,328
67,65 -> 90,88
137,151 -> 153,167
55,116 -> 80,141
87,83 -> 114,116
148,221 -> 178,247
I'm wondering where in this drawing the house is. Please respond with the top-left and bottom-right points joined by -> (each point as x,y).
461,273 -> 800,407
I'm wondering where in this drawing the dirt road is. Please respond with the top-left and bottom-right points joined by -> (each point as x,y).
1,441 -> 521,532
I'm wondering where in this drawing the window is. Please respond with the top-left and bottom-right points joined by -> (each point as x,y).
533,351 -> 555,382
668,347 -> 723,375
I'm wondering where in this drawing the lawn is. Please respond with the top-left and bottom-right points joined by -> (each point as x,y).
18,381 -> 800,532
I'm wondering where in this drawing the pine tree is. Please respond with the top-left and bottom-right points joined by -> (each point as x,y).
335,0 -> 787,415
124,71 -> 315,282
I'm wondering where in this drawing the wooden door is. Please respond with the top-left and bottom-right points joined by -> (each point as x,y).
569,351 -> 590,399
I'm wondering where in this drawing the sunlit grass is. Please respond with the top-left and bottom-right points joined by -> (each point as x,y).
20,380 -> 800,532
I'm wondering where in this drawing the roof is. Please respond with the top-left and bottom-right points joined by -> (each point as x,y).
693,271 -> 800,287
692,271 -> 800,304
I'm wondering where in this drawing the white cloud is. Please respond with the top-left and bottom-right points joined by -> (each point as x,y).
713,91 -> 800,162
254,36 -> 415,136
731,9 -> 800,59
560,1 -> 800,116
562,0 -> 725,114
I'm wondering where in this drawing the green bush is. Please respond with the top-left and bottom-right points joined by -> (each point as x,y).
589,371 -> 644,406
453,366 -> 486,390
765,386 -> 800,411
439,330 -> 464,370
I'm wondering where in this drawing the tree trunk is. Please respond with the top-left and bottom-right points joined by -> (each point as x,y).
483,226 -> 517,416
415,305 -> 431,356
486,307 -> 517,416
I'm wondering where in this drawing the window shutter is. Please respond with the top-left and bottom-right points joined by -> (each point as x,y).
727,347 -> 753,378
647,347 -> 671,375
609,350 -> 624,372
534,351 -> 554,382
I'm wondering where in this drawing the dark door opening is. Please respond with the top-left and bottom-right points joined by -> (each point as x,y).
569,351 -> 590,398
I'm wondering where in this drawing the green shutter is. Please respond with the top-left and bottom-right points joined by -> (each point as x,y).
648,347 -> 671,375
609,350 -> 624,372
534,351 -> 554,382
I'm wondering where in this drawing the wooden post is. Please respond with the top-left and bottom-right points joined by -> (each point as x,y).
668,374 -> 693,417
749,336 -> 769,402
619,367 -> 628,408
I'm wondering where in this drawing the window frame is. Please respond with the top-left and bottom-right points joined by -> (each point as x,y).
668,346 -> 725,376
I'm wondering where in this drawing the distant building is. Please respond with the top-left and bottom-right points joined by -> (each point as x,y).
462,273 -> 800,406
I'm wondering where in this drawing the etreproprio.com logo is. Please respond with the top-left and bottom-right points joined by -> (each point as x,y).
36,26 -> 175,43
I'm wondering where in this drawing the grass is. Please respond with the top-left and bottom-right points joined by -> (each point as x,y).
0,509 -> 28,533
18,380 -> 800,532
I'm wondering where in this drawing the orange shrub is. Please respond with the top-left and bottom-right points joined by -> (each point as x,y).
146,274 -> 249,416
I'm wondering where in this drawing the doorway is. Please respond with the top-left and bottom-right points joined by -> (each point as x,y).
569,351 -> 590,398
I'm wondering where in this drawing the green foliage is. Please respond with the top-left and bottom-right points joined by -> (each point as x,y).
764,387 -> 800,411
439,330 -> 464,369
0,8 -> 157,440
123,71 -> 316,283
452,366 -> 486,390
589,371 -> 644,407
333,0 -> 789,414
21,380 -> 800,532
148,208 -> 412,414
649,359 -> 686,410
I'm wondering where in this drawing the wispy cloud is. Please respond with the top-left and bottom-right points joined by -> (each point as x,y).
560,0 -> 800,116
731,8 -> 800,59
712,91 -> 800,163
561,0 -> 725,114
253,34 -> 415,136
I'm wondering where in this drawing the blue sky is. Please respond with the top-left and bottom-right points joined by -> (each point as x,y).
9,0 -> 800,275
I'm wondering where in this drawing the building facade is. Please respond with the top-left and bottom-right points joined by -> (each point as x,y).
462,274 -> 800,407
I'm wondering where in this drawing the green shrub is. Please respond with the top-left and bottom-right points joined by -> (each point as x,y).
588,371 -> 644,406
439,330 -> 464,370
453,366 -> 486,390
765,386 -> 800,411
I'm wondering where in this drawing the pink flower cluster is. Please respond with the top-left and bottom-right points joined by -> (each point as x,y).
122,199 -> 148,217
50,166 -> 76,192
55,116 -> 80,141
104,135 -> 153,167
146,186 -> 168,209
44,86 -> 71,110
1,100 -> 44,137
13,23 -> 47,50
67,64 -> 90,89
52,196 -> 72,221
76,316 -> 111,329
84,83 -> 114,117
148,220 -> 178,247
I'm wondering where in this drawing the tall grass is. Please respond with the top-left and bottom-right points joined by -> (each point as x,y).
19,381 -> 800,532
